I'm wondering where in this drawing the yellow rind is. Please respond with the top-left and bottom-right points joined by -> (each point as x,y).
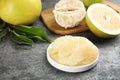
0,0 -> 42,25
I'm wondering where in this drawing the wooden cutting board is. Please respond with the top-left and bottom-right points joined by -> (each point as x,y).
41,1 -> 120,35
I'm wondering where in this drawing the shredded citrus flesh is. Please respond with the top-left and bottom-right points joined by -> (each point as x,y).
48,36 -> 99,66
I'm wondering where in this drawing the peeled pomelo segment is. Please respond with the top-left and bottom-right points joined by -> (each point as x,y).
53,0 -> 86,28
55,0 -> 85,11
86,3 -> 120,38
53,9 -> 86,28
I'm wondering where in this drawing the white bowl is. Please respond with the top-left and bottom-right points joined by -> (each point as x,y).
47,43 -> 99,73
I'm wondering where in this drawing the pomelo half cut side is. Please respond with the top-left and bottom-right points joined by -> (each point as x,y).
86,3 -> 120,38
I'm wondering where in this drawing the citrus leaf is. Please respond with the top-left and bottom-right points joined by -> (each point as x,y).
0,29 -> 7,40
13,29 -> 26,35
11,31 -> 34,45
0,20 -> 6,31
13,25 -> 52,42
12,29 -> 43,40
26,34 -> 43,39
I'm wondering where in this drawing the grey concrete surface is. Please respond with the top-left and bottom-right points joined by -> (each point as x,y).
0,0 -> 120,80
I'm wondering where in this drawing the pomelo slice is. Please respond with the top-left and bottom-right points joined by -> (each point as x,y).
86,3 -> 120,38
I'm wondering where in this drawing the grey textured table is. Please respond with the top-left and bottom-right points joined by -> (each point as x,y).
0,0 -> 120,80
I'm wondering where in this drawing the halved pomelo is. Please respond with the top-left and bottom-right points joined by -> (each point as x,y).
86,3 -> 120,38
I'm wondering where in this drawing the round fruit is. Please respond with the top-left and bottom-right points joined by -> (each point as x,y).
53,0 -> 86,29
81,0 -> 104,8
0,0 -> 42,25
86,3 -> 120,38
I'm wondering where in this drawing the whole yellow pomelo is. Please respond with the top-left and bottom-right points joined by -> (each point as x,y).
81,0 -> 104,8
0,0 -> 42,25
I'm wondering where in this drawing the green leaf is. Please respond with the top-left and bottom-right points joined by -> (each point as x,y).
13,25 -> 52,42
0,20 -> 6,31
0,29 -> 7,40
11,31 -> 34,45
12,29 -> 43,40
26,34 -> 43,39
